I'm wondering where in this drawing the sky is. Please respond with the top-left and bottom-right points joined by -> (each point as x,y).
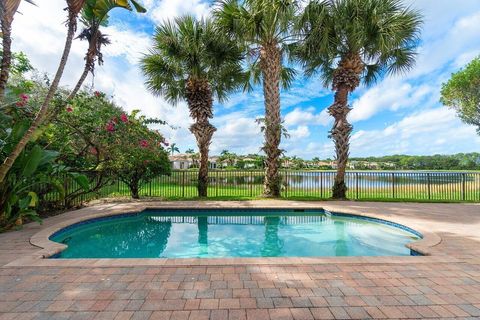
12,0 -> 480,159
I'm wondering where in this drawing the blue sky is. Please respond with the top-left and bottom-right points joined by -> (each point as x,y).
12,0 -> 480,159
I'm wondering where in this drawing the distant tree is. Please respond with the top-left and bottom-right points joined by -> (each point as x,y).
219,150 -> 237,167
167,143 -> 180,156
441,57 -> 480,134
185,148 -> 198,167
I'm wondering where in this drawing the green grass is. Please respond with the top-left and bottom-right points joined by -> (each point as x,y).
85,181 -> 480,203
42,171 -> 480,206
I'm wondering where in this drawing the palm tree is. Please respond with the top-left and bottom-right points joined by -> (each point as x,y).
185,148 -> 197,167
167,143 -> 180,156
141,15 -> 244,197
0,0 -> 36,100
0,0 -> 87,183
220,149 -> 237,167
68,0 -> 146,100
214,0 -> 299,197
297,0 -> 422,199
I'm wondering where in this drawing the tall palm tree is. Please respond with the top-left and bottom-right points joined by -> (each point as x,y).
68,0 -> 146,100
297,0 -> 422,199
0,0 -> 36,100
141,16 -> 244,197
0,0 -> 87,183
214,0 -> 299,197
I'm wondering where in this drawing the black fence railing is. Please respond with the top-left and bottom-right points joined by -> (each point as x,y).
38,170 -> 480,209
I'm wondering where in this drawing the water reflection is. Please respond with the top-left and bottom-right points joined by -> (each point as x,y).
261,217 -> 284,256
197,216 -> 209,255
334,220 -> 349,256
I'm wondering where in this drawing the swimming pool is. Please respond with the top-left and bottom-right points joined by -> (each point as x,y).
49,208 -> 421,258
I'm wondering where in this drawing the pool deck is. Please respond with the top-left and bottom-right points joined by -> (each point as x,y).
1,200 -> 480,319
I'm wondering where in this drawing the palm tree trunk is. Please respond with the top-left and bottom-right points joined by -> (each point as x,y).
68,29 -> 99,100
260,44 -> 282,197
186,78 -> 215,197
68,64 -> 89,100
0,0 -> 21,100
329,54 -> 362,199
0,15 -> 78,183
190,122 -> 215,197
328,86 -> 352,199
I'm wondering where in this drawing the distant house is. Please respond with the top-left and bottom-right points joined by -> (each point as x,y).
242,157 -> 257,169
208,156 -> 219,169
170,154 -> 220,169
169,154 -> 192,170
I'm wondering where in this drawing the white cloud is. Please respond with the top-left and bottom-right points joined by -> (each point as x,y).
349,80 -> 433,123
146,0 -> 211,23
211,118 -> 262,154
284,107 -> 330,127
289,125 -> 310,139
102,25 -> 151,64
409,10 -> 480,79
350,108 -> 480,156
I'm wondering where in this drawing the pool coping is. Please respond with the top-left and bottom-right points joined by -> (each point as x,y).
6,202 -> 446,267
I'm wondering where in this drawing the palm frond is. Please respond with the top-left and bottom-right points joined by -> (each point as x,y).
141,15 -> 245,105
296,0 -> 422,88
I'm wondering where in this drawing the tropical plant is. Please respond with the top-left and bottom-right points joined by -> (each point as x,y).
0,145 -> 55,229
68,0 -> 146,99
141,15 -> 244,197
441,57 -> 480,134
167,143 -> 180,156
0,0 -> 36,100
297,0 -> 422,199
214,0 -> 299,197
0,0 -> 87,183
0,110 -> 88,229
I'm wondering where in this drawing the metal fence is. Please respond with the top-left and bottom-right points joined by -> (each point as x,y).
37,170 -> 480,209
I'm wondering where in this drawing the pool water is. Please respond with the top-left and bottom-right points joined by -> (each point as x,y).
50,209 -> 421,258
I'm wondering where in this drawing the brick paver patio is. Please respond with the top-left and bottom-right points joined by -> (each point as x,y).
1,201 -> 480,319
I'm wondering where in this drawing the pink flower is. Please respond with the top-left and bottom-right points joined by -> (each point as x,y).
66,106 -> 73,112
94,91 -> 102,97
106,122 -> 115,132
16,93 -> 29,107
120,113 -> 128,123
139,139 -> 149,148
89,147 -> 98,155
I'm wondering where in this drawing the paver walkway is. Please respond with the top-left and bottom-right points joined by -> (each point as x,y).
1,201 -> 480,319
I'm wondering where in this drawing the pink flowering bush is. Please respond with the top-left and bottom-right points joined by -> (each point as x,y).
46,91 -> 171,199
